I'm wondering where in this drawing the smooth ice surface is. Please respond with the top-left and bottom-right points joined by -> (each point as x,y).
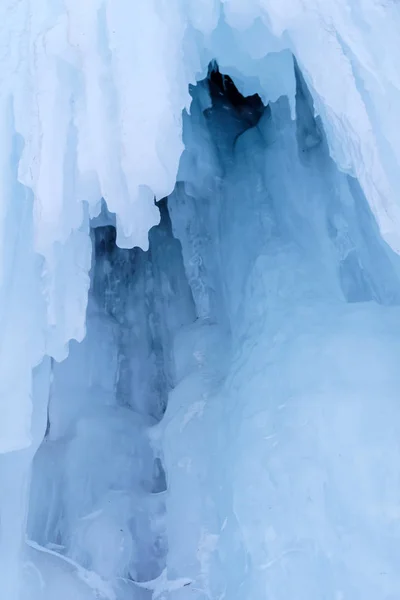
2,2 -> 400,600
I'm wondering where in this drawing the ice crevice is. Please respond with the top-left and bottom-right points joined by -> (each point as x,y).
2,3 -> 400,599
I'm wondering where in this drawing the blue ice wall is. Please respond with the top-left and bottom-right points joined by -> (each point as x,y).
20,61 -> 400,600
160,69 -> 400,600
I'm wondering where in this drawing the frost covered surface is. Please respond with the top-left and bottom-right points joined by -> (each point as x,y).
1,1 -> 400,600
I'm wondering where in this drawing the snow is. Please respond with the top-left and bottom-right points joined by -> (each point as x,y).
1,1 -> 400,599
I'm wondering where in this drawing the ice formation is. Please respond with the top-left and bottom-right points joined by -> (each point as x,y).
2,1 -> 400,599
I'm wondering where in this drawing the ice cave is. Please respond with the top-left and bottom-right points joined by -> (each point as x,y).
2,1 -> 400,599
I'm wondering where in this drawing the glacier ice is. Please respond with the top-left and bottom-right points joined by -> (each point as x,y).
2,1 -> 400,599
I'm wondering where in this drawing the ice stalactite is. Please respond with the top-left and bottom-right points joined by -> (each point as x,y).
6,55 -> 400,600
1,2 -> 400,598
3,0 -> 400,456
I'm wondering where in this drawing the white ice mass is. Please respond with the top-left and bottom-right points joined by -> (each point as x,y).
2,0 -> 400,598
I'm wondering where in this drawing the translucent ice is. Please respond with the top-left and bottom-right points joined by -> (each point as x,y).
1,2 -> 400,600
161,71 -> 400,599
3,0 -> 400,450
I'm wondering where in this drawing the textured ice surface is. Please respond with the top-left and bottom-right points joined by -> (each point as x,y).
2,0 -> 400,450
2,2 -> 400,600
159,75 -> 400,600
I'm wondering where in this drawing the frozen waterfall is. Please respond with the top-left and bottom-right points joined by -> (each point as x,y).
2,2 -> 400,600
